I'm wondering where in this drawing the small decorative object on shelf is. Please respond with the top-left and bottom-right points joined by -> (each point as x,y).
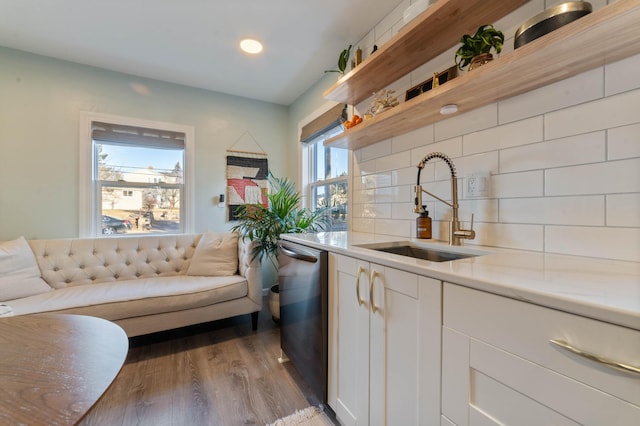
405,65 -> 458,101
455,24 -> 504,71
324,45 -> 352,74
371,89 -> 399,115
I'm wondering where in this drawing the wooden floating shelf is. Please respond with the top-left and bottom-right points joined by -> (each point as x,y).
325,0 -> 640,150
323,0 -> 529,106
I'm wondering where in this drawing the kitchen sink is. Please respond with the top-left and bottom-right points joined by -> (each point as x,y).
356,242 -> 484,262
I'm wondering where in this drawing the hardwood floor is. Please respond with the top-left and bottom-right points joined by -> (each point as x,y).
80,301 -> 318,425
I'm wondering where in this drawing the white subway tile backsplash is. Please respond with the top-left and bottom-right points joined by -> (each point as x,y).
546,226 -> 640,262
545,89 -> 640,140
392,125 -> 434,153
608,123 -> 640,160
463,116 -> 543,155
458,199 -> 499,223
360,139 -> 391,162
375,218 -> 411,238
392,166 -> 418,186
605,53 -> 640,96
492,171 -> 544,198
392,202 -> 421,220
376,185 -> 413,203
411,137 -> 463,166
353,218 -> 375,233
450,151 -> 499,177
607,194 -> 640,227
545,158 -> 640,196
499,68 -> 603,124
360,173 -> 392,189
356,159 -> 376,177
471,223 -> 544,251
352,189 -> 376,205
375,150 -> 411,172
500,131 -> 605,173
435,103 -> 498,141
500,196 -> 605,226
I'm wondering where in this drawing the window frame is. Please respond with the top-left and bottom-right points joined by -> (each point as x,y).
298,102 -> 351,232
79,112 -> 195,237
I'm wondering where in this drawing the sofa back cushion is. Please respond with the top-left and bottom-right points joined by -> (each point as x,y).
0,237 -> 52,301
29,234 -> 206,289
187,232 -> 239,277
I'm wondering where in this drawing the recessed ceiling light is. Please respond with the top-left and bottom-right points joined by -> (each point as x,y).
240,38 -> 263,54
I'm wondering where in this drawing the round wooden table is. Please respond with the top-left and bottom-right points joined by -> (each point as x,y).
0,314 -> 128,425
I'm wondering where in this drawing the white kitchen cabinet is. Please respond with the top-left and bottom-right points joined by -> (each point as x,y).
442,283 -> 640,426
327,253 -> 442,425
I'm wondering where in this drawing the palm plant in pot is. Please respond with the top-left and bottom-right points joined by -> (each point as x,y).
230,173 -> 328,322
455,24 -> 504,71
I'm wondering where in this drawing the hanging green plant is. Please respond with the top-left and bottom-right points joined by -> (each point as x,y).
455,24 -> 504,70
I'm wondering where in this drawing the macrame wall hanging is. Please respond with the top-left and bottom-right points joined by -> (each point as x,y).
225,131 -> 269,221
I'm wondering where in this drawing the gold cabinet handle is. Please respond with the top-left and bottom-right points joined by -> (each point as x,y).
369,270 -> 380,314
355,266 -> 365,306
550,339 -> 640,375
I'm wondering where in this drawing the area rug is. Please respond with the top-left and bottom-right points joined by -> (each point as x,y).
267,406 -> 334,426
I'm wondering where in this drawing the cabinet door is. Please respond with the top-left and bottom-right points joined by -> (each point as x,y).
442,284 -> 640,426
328,254 -> 371,426
369,264 -> 441,426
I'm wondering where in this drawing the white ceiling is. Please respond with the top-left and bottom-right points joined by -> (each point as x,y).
0,0 -> 404,105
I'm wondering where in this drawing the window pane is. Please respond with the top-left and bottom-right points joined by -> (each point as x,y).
97,143 -> 183,183
101,186 -> 181,235
312,181 -> 347,232
310,134 -> 347,181
96,142 -> 184,235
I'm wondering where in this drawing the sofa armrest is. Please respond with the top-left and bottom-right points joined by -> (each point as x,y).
238,238 -> 262,306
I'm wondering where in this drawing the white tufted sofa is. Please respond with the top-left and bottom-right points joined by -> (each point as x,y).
5,233 -> 262,337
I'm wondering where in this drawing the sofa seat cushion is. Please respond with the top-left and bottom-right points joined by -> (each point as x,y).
7,275 -> 248,321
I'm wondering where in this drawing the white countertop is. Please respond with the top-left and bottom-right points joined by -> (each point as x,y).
280,232 -> 640,331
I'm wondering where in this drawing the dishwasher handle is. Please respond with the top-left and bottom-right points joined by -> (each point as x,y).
279,245 -> 318,263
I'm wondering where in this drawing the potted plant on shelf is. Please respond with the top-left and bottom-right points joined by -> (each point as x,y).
455,24 -> 504,71
230,173 -> 328,322
324,45 -> 352,75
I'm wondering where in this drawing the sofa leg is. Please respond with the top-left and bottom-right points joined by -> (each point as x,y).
251,311 -> 259,331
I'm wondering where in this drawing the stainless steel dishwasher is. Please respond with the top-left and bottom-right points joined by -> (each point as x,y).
277,240 -> 328,406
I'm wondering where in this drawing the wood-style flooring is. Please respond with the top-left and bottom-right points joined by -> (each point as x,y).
80,301 -> 318,426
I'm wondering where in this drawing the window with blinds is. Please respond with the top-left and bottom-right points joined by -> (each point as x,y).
301,104 -> 348,231
92,121 -> 186,235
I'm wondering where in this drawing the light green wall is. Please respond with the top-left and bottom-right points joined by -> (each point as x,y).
0,46 -> 289,240
287,73 -> 340,187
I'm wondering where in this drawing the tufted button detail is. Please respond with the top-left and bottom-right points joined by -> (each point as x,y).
90,276 -> 96,280
136,272 -> 141,277
146,259 -> 151,264
114,274 -> 119,279
53,266 -> 59,272
79,264 -> 85,269
183,256 -> 188,260
43,253 -> 48,258
175,268 -> 180,272
166,258 -> 170,262
104,263 -> 109,267
65,279 -> 71,283
125,261 -> 130,266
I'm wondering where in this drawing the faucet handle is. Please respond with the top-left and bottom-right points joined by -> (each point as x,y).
454,213 -> 476,240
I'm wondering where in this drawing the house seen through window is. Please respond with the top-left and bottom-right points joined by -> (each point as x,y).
93,121 -> 186,235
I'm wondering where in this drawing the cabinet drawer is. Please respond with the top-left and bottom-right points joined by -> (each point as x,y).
443,283 -> 640,407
